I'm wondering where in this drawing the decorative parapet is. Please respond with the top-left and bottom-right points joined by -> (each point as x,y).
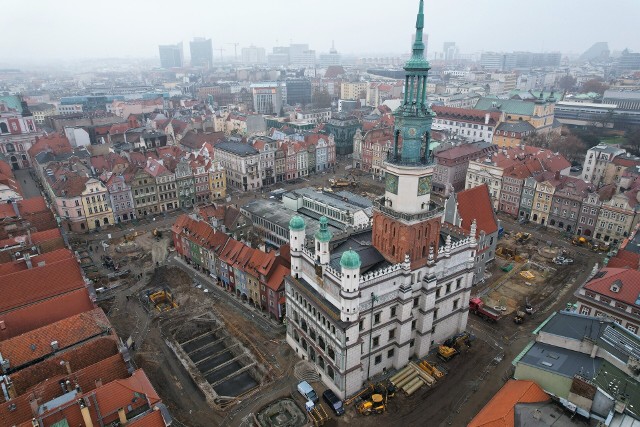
360,263 -> 403,284
373,198 -> 443,222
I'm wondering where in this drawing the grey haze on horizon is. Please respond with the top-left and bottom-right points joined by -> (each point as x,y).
3,0 -> 638,63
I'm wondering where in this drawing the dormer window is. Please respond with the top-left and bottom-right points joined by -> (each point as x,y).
610,279 -> 622,293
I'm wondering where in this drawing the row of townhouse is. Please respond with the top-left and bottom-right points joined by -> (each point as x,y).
171,214 -> 290,321
465,146 -> 640,244
214,132 -> 336,191
30,133 -> 226,232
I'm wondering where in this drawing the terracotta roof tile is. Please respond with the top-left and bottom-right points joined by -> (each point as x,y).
0,249 -> 85,313
0,308 -> 112,371
6,353 -> 127,406
584,268 -> 640,307
128,409 -> 167,427
94,369 -> 161,416
266,264 -> 289,292
468,379 -> 549,427
455,184 -> 498,236
8,336 -> 120,398
0,249 -> 72,275
0,288 -> 94,341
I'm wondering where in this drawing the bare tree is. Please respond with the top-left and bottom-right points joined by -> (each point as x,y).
558,75 -> 577,92
581,79 -> 609,95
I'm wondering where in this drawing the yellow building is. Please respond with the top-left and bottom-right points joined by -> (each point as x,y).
530,180 -> 556,225
81,178 -> 114,230
340,82 -> 369,101
477,92 -> 559,148
493,121 -> 536,148
209,161 -> 226,199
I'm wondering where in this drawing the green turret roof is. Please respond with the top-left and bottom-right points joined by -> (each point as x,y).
405,0 -> 430,71
314,216 -> 332,242
289,215 -> 306,231
340,250 -> 361,270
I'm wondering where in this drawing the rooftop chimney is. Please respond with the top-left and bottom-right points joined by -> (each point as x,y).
11,200 -> 20,218
24,253 -> 32,269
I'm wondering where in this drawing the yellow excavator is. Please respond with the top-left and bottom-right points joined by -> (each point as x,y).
357,393 -> 385,415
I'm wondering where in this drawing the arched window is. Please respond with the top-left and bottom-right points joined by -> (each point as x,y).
5,142 -> 15,152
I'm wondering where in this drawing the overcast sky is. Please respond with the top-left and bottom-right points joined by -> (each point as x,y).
3,0 -> 638,62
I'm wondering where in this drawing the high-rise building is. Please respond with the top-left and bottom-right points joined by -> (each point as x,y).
480,51 -> 561,71
268,46 -> 290,66
241,45 -> 266,64
285,79 -> 312,106
319,41 -> 341,67
579,42 -> 609,62
190,37 -> 213,68
159,42 -> 184,68
443,42 -> 457,61
285,2 -> 477,399
251,82 -> 286,114
616,49 -> 640,73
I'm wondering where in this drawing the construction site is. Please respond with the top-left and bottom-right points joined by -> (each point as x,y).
472,230 -> 589,319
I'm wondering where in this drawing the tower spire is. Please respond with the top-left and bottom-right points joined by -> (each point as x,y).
413,0 -> 425,54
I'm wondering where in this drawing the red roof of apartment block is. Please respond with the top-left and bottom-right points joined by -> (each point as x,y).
456,184 -> 499,237
0,308 -> 112,371
468,380 -> 549,427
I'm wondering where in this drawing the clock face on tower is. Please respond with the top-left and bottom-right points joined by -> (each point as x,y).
418,175 -> 431,196
385,173 -> 399,194
408,127 -> 417,137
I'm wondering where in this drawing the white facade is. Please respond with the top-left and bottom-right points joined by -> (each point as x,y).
465,159 -> 504,210
285,221 -> 475,399
581,144 -> 626,185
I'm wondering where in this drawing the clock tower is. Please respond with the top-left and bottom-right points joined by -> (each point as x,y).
372,0 -> 442,268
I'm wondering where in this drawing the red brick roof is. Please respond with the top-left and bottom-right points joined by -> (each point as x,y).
27,133 -> 73,158
0,308 -> 112,371
29,227 -> 63,244
95,369 -> 161,416
7,336 -> 119,399
0,288 -> 94,341
455,184 -> 499,237
0,249 -> 72,275
128,409 -> 168,427
584,268 -> 640,307
5,353 -> 128,405
468,379 -> 549,427
266,264 -> 289,292
607,249 -> 640,269
0,249 -> 85,313
0,196 -> 49,219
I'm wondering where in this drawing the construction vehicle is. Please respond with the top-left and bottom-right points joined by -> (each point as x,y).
515,232 -> 531,243
357,394 -> 385,415
592,242 -> 610,252
469,298 -> 502,322
514,310 -> 526,324
572,236 -> 592,248
438,345 -> 459,362
344,383 -> 374,406
148,289 -> 178,311
329,177 -> 357,188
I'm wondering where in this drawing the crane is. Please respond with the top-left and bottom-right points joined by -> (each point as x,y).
215,47 -> 226,62
226,43 -> 239,62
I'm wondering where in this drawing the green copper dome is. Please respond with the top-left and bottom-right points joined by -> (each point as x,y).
314,216 -> 332,242
289,215 -> 306,231
340,250 -> 361,270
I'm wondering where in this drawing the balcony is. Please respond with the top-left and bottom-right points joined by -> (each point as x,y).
385,152 -> 435,168
373,197 -> 443,222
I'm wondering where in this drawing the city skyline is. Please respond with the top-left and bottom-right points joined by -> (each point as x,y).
3,0 -> 639,64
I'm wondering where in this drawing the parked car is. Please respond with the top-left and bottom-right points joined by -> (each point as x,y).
322,389 -> 345,416
570,165 -> 583,172
297,381 -> 319,404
